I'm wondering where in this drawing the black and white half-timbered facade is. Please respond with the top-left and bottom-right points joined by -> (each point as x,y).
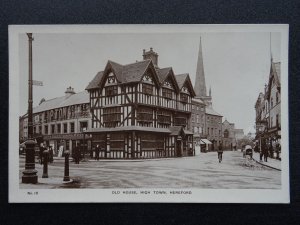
86,48 -> 195,159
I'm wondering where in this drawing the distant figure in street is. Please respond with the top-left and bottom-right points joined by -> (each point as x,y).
95,144 -> 100,161
39,143 -> 44,165
217,143 -> 223,163
275,143 -> 281,159
269,144 -> 274,158
263,142 -> 268,162
49,146 -> 54,163
74,144 -> 80,164
58,145 -> 64,158
259,148 -> 263,161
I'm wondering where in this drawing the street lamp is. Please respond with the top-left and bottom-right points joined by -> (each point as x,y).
83,127 -> 87,160
22,33 -> 38,184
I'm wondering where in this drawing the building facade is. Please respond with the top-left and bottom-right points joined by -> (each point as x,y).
221,119 -> 236,150
221,120 -> 244,150
255,60 -> 281,159
205,107 -> 223,151
86,48 -> 195,159
190,98 -> 206,145
19,87 -> 91,155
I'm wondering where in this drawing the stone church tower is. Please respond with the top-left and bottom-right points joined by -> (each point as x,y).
194,37 -> 212,106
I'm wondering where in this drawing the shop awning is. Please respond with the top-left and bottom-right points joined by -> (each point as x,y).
200,139 -> 212,144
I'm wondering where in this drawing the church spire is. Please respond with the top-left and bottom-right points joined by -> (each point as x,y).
194,37 -> 207,98
270,32 -> 273,64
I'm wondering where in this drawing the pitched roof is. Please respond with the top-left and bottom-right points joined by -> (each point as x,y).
86,71 -> 104,90
175,73 -> 189,89
33,91 -> 89,113
156,67 -> 172,83
175,73 -> 196,97
192,98 -> 205,105
169,126 -> 183,136
109,60 -> 124,82
122,60 -> 152,83
205,107 -> 222,117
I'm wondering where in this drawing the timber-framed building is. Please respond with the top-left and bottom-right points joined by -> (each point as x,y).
86,48 -> 195,159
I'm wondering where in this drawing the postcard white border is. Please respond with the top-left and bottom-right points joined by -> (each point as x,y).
9,24 -> 289,203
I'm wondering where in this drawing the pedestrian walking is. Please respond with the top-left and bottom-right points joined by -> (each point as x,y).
73,144 -> 80,164
95,144 -> 100,161
49,146 -> 54,163
263,142 -> 269,162
39,143 -> 44,165
217,142 -> 223,163
269,143 -> 274,158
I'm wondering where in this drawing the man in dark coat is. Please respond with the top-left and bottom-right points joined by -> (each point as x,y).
74,144 -> 80,164
217,142 -> 223,163
39,143 -> 44,165
95,144 -> 100,161
263,142 -> 269,162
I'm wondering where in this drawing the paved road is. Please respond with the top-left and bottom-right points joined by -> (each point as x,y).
19,151 -> 281,189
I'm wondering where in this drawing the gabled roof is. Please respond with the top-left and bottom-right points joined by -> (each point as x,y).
266,61 -> 281,99
169,126 -> 183,136
33,91 -> 89,114
86,71 -> 104,90
109,60 -> 124,82
175,73 -> 188,89
122,60 -> 152,83
255,92 -> 264,108
175,73 -> 196,97
156,67 -> 180,92
156,67 -> 172,83
205,106 -> 222,117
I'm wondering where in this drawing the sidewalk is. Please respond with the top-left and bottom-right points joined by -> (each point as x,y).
252,152 -> 281,171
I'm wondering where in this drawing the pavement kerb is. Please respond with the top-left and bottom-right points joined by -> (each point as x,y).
252,158 -> 281,171
20,155 -> 182,162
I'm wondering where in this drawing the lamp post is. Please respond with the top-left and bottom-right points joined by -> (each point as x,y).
22,33 -> 38,184
83,127 -> 86,160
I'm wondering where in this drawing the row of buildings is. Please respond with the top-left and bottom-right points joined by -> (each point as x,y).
254,58 -> 281,159
20,41 -> 244,159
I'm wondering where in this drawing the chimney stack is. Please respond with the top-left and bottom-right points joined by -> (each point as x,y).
65,86 -> 75,97
142,47 -> 158,67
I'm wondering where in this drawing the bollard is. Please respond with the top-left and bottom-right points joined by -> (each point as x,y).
42,150 -> 49,178
63,151 -> 70,182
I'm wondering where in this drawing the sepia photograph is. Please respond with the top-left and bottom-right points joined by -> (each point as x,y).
9,25 -> 289,203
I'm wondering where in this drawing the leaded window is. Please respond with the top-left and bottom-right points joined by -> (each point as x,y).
105,85 -> 118,96
174,116 -> 187,127
157,110 -> 171,125
103,107 -> 121,127
162,88 -> 172,99
142,83 -> 153,95
137,106 -> 153,122
180,93 -> 188,103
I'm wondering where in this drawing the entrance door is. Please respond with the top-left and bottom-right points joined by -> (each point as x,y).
176,140 -> 182,157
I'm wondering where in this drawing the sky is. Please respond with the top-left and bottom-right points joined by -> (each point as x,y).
18,31 -> 281,133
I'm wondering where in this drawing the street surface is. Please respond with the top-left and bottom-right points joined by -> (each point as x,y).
19,150 -> 281,189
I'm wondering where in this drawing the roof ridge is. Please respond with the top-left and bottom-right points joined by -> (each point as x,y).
123,59 -> 151,67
